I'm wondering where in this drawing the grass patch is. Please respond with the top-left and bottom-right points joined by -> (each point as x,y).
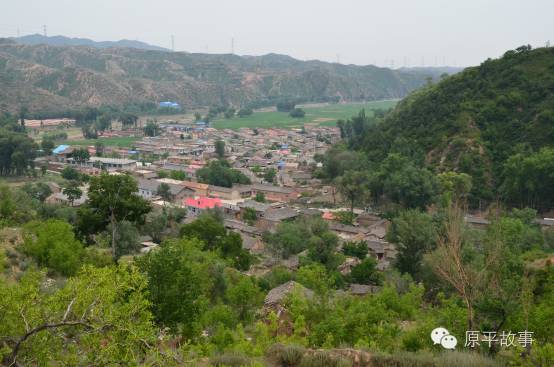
212,101 -> 397,130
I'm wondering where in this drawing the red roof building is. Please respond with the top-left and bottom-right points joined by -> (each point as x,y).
184,196 -> 222,216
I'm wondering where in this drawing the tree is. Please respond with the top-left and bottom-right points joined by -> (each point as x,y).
196,160 -> 251,188
224,108 -> 236,119
501,148 -> 554,211
169,170 -> 187,180
107,220 -> 140,258
254,192 -> 266,203
61,166 -> 80,181
41,139 -> 55,155
143,212 -> 169,243
215,140 -> 225,158
62,184 -> 83,206
264,168 -> 277,184
225,276 -> 263,321
263,221 -> 310,259
425,205 -> 480,330
342,241 -> 368,259
350,257 -> 382,285
86,173 -> 151,260
307,231 -> 340,269
180,213 -> 252,270
242,207 -> 257,225
369,154 -> 439,209
438,171 -> 472,205
194,112 -> 202,121
71,148 -> 90,163
289,108 -> 306,118
157,183 -> 173,202
22,219 -> 84,276
21,182 -> 52,202
0,118 -> 37,176
337,170 -> 369,214
387,209 -> 437,280
94,141 -> 104,157
96,113 -> 112,131
237,108 -> 253,117
276,100 -> 296,112
144,121 -> 161,137
118,113 -> 138,128
0,265 -> 157,365
81,124 -> 98,139
18,105 -> 28,126
136,238 -> 217,338
180,213 -> 226,250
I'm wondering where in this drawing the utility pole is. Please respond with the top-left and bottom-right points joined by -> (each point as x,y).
231,37 -> 234,54
43,24 -> 47,37
171,35 -> 174,52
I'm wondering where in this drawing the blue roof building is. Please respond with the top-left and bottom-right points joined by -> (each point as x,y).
159,101 -> 181,109
52,145 -> 70,154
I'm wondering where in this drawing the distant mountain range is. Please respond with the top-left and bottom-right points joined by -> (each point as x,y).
0,36 -> 463,114
11,34 -> 170,52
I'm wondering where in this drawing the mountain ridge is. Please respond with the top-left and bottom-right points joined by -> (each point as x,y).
11,34 -> 170,52
0,38 -> 460,114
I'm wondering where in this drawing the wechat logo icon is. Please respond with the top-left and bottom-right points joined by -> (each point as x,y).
431,327 -> 457,350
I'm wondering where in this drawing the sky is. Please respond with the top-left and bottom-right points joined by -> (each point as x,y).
0,0 -> 553,67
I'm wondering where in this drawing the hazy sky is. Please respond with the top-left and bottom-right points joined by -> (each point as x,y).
1,0 -> 553,67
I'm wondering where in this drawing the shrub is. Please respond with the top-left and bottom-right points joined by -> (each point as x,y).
210,352 -> 253,367
279,345 -> 306,367
299,352 -> 352,367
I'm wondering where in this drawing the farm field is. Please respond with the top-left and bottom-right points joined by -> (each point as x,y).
62,136 -> 140,149
212,100 -> 398,130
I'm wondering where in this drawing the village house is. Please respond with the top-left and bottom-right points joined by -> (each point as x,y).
238,200 -> 280,219
257,207 -> 299,231
184,196 -> 222,216
46,189 -> 88,207
208,184 -> 252,200
183,181 -> 209,196
251,183 -> 299,202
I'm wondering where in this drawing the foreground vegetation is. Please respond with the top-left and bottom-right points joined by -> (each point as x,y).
1,166 -> 553,365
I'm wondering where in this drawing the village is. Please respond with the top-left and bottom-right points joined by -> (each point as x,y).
30,117 -> 399,298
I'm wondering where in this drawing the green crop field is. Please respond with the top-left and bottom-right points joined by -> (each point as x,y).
212,100 -> 398,130
62,136 -> 140,148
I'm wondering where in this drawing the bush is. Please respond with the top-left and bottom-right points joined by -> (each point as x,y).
342,241 -> 368,259
23,219 -> 84,276
289,108 -> 306,118
210,352 -> 253,367
266,344 -> 305,367
371,351 -> 501,367
300,352 -> 352,367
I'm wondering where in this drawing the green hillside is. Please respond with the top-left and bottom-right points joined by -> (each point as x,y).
338,46 -> 554,210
